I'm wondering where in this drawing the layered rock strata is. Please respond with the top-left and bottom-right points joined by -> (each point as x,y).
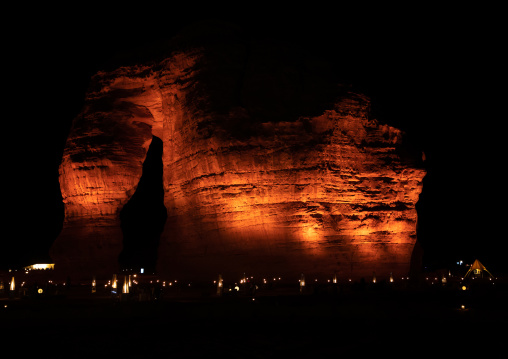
51,25 -> 425,281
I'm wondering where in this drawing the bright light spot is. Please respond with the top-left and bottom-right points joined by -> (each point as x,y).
302,226 -> 319,241
23,263 -> 55,271
123,277 -> 129,294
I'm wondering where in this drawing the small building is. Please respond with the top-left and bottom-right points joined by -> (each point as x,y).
23,263 -> 55,271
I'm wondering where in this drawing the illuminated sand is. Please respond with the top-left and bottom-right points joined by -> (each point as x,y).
51,24 -> 425,280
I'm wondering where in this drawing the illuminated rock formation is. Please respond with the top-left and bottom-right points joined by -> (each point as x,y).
160,93 -> 425,281
51,23 -> 425,281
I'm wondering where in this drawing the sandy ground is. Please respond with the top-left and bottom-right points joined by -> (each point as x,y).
2,281 -> 507,358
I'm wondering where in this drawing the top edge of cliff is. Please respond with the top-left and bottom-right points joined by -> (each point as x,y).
83,18 -> 424,148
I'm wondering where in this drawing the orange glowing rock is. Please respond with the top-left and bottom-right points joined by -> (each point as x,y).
50,23 -> 425,281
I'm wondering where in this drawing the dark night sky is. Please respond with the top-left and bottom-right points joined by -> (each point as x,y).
4,5 -> 506,273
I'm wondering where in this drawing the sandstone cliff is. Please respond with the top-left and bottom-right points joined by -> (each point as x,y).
50,23 -> 425,281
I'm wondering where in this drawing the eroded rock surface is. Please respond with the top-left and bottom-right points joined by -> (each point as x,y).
51,23 -> 425,281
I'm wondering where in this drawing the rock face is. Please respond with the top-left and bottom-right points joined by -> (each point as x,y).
51,23 -> 425,281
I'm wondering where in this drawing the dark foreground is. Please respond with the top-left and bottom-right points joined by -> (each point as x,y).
2,281 -> 507,358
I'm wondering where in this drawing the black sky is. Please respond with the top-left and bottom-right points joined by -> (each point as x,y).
4,6 -> 506,273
